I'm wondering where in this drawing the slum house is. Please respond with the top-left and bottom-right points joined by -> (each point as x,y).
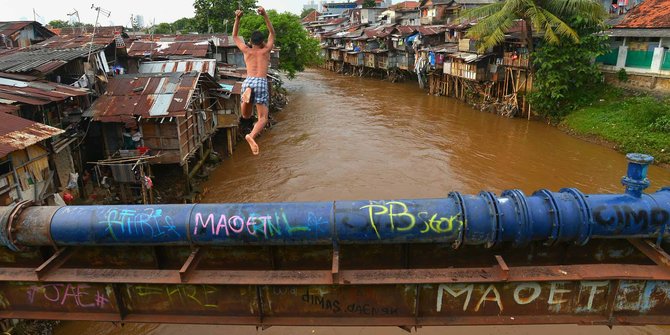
0,21 -> 55,48
343,28 -> 366,71
0,29 -> 128,93
0,72 -> 92,194
359,26 -> 395,73
598,0 -> 670,91
419,0 -> 454,25
322,24 -> 364,71
380,1 -> 420,26
307,17 -> 350,39
0,112 -> 64,205
84,71 -> 221,200
138,59 -> 240,155
391,26 -> 419,71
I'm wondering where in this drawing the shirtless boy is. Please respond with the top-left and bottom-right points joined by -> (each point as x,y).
233,7 -> 275,155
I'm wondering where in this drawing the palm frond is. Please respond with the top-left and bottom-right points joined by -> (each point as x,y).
459,2 -> 506,20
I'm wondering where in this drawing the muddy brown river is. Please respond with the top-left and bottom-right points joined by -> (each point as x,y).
56,69 -> 670,334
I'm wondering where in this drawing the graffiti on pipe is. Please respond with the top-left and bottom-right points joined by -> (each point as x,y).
593,206 -> 670,232
193,210 -> 323,239
101,208 -> 180,241
360,201 -> 462,239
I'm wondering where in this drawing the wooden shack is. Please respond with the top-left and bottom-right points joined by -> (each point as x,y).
0,112 -> 63,204
84,72 -> 220,170
345,51 -> 364,66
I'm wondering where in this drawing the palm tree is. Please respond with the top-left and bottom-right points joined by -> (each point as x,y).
460,0 -> 606,53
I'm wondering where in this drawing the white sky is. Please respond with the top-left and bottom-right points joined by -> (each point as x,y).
0,0 -> 399,26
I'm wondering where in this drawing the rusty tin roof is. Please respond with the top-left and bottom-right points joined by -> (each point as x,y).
127,40 -> 210,58
0,112 -> 63,158
139,59 -> 217,77
85,72 -> 212,123
0,75 -> 89,106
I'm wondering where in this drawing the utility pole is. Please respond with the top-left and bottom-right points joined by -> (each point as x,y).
88,4 -> 111,62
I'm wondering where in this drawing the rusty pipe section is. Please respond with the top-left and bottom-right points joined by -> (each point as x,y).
0,154 -> 668,251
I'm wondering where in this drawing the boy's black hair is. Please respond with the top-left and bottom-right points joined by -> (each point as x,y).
250,30 -> 265,46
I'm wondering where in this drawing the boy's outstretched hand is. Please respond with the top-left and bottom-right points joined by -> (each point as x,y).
257,6 -> 267,16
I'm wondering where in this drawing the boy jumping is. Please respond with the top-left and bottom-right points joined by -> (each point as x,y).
233,7 -> 275,155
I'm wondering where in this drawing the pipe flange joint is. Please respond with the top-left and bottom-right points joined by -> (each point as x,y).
533,189 -> 561,247
479,191 -> 501,249
448,192 -> 466,249
560,188 -> 592,246
501,189 -> 532,248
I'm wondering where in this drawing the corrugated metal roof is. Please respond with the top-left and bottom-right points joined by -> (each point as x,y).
0,22 -> 33,37
0,112 -> 63,158
127,40 -> 210,58
0,76 -> 89,106
139,59 -> 217,77
85,72 -> 204,122
0,46 -> 100,73
417,25 -> 447,36
37,35 -> 115,49
614,0 -> 670,29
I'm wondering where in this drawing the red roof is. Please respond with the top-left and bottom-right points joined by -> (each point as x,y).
302,10 -> 321,24
615,0 -> 670,29
0,112 -> 63,158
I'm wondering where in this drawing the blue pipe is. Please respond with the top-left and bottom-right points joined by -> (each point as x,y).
1,154 -> 668,251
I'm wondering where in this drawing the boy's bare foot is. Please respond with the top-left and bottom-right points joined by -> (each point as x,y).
242,87 -> 252,104
245,134 -> 259,155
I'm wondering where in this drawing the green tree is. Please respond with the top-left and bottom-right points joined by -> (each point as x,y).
48,20 -> 71,28
172,17 -> 199,33
153,22 -> 174,34
193,0 -> 257,33
460,0 -> 606,53
301,8 -> 317,18
239,10 -> 321,78
528,18 -> 611,120
362,0 -> 377,8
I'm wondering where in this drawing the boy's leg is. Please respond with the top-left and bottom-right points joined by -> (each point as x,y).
245,104 -> 268,156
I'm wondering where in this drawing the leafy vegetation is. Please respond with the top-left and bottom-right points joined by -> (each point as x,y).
460,0 -> 606,53
528,18 -> 611,120
562,87 -> 670,164
238,10 -> 322,78
362,0 -> 377,8
193,0 -> 258,33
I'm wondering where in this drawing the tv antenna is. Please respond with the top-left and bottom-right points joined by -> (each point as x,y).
67,9 -> 83,34
88,4 -> 111,62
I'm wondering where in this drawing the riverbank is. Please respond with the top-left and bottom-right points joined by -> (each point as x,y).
561,87 -> 670,165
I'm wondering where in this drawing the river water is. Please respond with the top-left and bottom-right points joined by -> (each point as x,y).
56,69 -> 670,335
